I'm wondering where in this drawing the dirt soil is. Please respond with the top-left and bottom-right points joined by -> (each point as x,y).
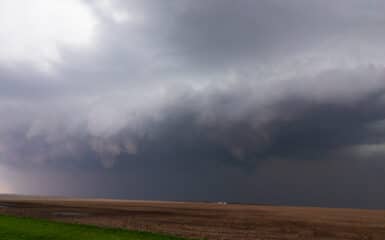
0,195 -> 384,240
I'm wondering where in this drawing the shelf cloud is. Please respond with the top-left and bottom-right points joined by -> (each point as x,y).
1,0 -> 385,208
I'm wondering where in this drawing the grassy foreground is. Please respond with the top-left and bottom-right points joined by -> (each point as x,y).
0,215 -> 187,240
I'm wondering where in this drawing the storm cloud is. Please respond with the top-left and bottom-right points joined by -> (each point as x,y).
1,0 -> 385,209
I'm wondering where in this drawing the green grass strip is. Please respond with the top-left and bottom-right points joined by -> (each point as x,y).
0,215 -> 188,240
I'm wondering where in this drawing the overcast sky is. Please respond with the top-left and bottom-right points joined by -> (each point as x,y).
1,0 -> 385,209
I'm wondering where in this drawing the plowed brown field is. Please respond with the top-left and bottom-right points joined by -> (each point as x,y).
0,195 -> 384,240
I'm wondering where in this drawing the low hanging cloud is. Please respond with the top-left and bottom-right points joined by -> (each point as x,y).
0,0 -> 385,208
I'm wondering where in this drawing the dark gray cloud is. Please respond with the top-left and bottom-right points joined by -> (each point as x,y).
1,0 -> 385,209
123,0 -> 385,70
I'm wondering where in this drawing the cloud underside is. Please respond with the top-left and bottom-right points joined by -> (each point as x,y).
1,0 -> 385,208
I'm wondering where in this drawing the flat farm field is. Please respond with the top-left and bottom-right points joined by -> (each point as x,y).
1,195 -> 385,240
